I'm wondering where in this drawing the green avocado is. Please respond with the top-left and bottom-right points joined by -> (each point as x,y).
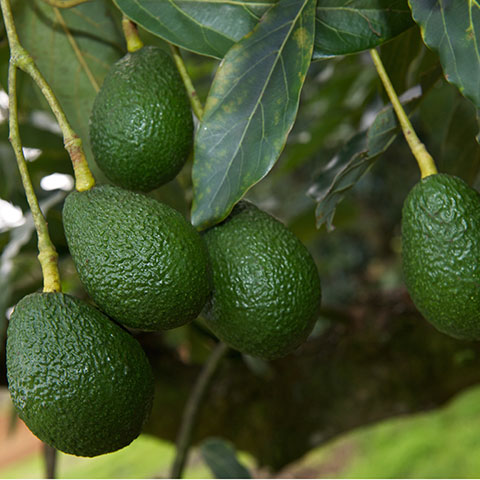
89,46 -> 193,192
402,173 -> 480,339
202,201 -> 321,360
62,184 -> 211,331
6,292 -> 154,457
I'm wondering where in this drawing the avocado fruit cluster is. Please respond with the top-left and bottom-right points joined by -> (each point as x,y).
7,43 -> 323,459
7,293 -> 154,457
89,46 -> 193,192
6,46 -> 203,458
402,173 -> 480,339
203,201 -> 322,360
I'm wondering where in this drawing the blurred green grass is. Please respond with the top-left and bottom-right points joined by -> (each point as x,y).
0,434 -> 216,479
284,384 -> 480,478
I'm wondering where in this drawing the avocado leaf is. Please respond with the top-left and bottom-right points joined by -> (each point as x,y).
191,0 -> 316,230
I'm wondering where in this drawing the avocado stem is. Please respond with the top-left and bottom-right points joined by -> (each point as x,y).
122,17 -> 144,53
0,0 -> 95,192
40,0 -> 92,7
170,342 -> 229,479
369,48 -> 437,179
169,44 -> 205,121
6,64 -> 61,293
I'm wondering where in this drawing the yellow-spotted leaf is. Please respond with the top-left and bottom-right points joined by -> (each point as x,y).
191,0 -> 316,230
114,0 -> 413,59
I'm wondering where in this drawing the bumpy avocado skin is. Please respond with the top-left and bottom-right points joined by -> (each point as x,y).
89,46 -> 193,192
203,202 -> 321,360
62,185 -> 211,331
6,292 -> 154,457
402,173 -> 480,339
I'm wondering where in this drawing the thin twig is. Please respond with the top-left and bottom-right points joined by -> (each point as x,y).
41,0 -> 92,8
0,0 -> 95,191
169,44 -> 204,121
170,342 -> 229,479
43,444 -> 57,479
7,64 -> 61,293
370,48 -> 437,179
53,8 -> 99,92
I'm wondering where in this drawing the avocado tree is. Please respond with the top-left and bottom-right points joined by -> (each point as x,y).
1,0 -> 480,478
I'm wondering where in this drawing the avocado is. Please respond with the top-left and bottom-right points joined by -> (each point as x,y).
62,184 -> 211,331
202,201 -> 321,360
402,173 -> 480,339
6,292 -> 154,457
89,46 -> 193,192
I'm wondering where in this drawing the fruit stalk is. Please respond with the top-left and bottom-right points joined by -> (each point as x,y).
170,44 -> 204,121
44,444 -> 57,479
6,63 -> 61,293
0,0 -> 95,192
170,342 -> 229,479
41,0 -> 91,7
369,48 -> 437,179
121,17 -> 144,53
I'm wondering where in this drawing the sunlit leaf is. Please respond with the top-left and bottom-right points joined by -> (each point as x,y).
408,0 -> 480,108
191,0 -> 316,230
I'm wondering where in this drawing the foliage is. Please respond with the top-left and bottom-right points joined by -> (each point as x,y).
200,437 -> 252,479
1,0 -> 480,475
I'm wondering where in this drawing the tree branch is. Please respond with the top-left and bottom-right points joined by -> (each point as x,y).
170,342 -> 229,478
0,0 -> 95,192
7,63 -> 61,293
169,44 -> 204,121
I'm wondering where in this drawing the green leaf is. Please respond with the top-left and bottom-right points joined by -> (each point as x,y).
308,98 -> 419,230
191,0 -> 316,230
112,0 -> 270,59
314,0 -> 415,59
114,0 -> 414,60
200,437 -> 252,479
419,81 -> 480,183
11,0 -> 124,150
408,0 -> 480,108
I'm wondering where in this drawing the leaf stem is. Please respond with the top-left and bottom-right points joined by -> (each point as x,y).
121,16 -> 143,53
41,0 -> 91,7
169,44 -> 204,121
170,342 -> 229,479
7,64 -> 61,293
0,0 -> 95,192
370,48 -> 437,179
54,7 -> 99,92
